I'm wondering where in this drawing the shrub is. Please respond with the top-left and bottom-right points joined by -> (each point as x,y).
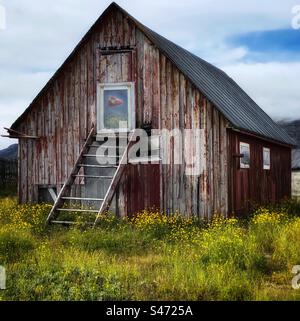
64,227 -> 155,255
249,208 -> 287,254
0,198 -> 51,233
6,264 -> 124,301
130,210 -> 204,240
0,228 -> 35,263
273,217 -> 300,268
195,217 -> 267,274
0,195 -> 300,301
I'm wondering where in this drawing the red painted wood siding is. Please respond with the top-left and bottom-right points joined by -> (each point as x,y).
228,130 -> 292,215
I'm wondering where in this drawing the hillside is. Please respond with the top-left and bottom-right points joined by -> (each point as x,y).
0,144 -> 18,160
278,120 -> 300,170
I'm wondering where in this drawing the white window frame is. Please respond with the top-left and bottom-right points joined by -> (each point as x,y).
97,82 -> 135,133
263,147 -> 271,170
240,142 -> 250,169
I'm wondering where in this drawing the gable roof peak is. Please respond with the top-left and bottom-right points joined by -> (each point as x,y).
10,2 -> 296,146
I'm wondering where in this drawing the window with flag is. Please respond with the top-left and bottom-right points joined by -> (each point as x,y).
97,82 -> 135,132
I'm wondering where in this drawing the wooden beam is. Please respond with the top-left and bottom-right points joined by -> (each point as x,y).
1,135 -> 40,139
2,127 -> 40,139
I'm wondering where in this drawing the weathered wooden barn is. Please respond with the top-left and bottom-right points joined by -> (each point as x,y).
6,3 -> 295,224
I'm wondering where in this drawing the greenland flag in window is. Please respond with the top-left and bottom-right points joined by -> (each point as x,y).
97,83 -> 135,132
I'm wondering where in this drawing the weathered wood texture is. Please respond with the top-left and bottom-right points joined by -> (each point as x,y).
227,130 -> 292,215
16,7 -> 288,218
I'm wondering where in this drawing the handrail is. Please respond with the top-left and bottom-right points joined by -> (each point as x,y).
46,125 -> 95,225
93,130 -> 137,227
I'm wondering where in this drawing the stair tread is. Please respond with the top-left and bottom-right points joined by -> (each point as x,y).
83,154 -> 121,158
61,197 -> 104,201
46,126 -> 134,227
78,164 -> 118,168
73,175 -> 114,179
57,208 -> 99,213
88,145 -> 125,148
51,220 -> 94,225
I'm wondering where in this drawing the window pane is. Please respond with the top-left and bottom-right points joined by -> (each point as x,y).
103,89 -> 129,129
240,142 -> 250,168
263,147 -> 270,170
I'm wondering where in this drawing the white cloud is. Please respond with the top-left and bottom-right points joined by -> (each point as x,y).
222,62 -> 300,120
0,100 -> 26,149
0,71 -> 52,102
0,0 -> 299,149
0,71 -> 52,149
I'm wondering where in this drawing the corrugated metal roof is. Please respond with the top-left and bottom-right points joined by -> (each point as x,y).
10,2 -> 296,146
133,20 -> 296,146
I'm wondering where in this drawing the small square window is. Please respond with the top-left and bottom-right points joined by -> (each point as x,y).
97,82 -> 135,133
263,147 -> 271,170
240,142 -> 250,169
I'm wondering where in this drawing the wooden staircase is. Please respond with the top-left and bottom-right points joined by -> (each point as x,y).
46,126 -> 136,227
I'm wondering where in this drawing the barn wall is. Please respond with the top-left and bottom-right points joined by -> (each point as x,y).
16,7 -> 228,218
292,170 -> 300,199
156,56 -> 229,218
228,130 -> 292,215
17,9 -> 137,204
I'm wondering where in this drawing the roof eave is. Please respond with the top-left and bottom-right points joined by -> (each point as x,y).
228,126 -> 297,148
10,2 -> 297,149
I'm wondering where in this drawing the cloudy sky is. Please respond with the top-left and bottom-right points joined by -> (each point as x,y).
0,0 -> 300,149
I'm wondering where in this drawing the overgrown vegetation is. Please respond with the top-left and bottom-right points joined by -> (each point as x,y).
1,196 -> 300,301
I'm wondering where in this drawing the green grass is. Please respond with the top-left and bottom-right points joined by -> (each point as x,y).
1,196 -> 300,301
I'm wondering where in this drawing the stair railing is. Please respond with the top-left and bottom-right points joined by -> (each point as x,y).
46,125 -> 96,225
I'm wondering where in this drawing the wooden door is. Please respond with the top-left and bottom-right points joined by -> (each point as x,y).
94,49 -> 160,216
97,51 -> 136,133
228,130 -> 251,216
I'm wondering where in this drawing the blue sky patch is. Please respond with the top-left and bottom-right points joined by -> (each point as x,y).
230,29 -> 300,62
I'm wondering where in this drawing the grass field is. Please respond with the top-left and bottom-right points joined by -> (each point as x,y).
1,196 -> 300,301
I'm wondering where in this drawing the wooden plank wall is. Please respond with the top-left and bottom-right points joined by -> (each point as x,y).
157,64 -> 228,218
227,130 -> 292,215
15,8 -> 228,218
16,10 -> 136,205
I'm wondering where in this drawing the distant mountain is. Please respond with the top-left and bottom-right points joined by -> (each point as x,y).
0,144 -> 18,160
278,120 -> 300,148
278,120 -> 300,170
